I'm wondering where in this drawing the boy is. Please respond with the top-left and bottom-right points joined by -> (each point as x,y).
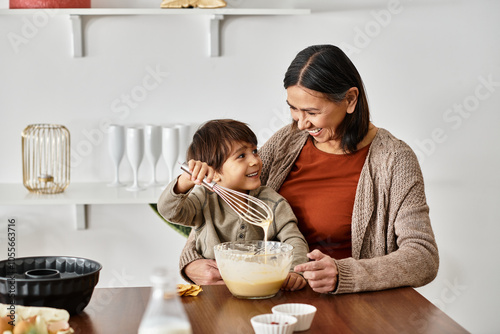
157,119 -> 308,291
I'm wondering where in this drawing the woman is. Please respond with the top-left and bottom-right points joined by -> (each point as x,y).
176,44 -> 439,294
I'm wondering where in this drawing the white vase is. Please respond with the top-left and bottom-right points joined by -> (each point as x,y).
144,124 -> 162,187
107,124 -> 125,187
162,126 -> 179,184
126,126 -> 145,191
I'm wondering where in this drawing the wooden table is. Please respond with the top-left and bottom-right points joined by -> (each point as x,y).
69,285 -> 469,334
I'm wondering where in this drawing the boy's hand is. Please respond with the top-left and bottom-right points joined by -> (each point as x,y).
174,159 -> 216,194
281,272 -> 307,291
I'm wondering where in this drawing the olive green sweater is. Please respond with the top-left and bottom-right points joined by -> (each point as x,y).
177,126 -> 439,293
158,181 -> 309,271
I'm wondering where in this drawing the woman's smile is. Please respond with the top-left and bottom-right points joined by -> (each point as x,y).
286,85 -> 349,140
308,128 -> 323,136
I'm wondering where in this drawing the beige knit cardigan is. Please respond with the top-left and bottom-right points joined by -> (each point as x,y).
178,126 -> 439,294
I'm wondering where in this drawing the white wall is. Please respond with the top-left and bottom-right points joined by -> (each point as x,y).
1,0 -> 499,332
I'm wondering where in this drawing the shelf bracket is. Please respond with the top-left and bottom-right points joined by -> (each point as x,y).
75,204 -> 88,230
209,14 -> 223,57
69,14 -> 83,57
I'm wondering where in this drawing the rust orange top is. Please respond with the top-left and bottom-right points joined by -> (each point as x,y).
279,137 -> 370,259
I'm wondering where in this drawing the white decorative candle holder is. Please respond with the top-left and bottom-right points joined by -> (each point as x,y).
162,126 -> 179,184
126,126 -> 145,191
107,124 -> 125,187
175,123 -> 191,164
144,124 -> 162,187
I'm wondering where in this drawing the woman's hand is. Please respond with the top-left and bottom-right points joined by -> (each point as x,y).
184,259 -> 225,285
294,249 -> 339,294
281,272 -> 307,291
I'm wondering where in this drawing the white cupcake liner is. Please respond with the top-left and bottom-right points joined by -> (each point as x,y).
272,303 -> 317,331
251,313 -> 298,334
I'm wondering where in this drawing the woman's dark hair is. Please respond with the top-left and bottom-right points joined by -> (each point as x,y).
284,44 -> 370,153
187,119 -> 258,172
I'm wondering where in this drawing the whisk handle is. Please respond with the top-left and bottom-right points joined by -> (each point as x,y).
179,162 -> 216,190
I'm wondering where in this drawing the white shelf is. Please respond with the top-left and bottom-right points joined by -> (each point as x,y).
0,8 -> 310,16
0,7 -> 310,57
0,183 -> 165,230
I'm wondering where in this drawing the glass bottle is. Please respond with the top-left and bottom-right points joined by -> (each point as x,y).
138,268 -> 192,334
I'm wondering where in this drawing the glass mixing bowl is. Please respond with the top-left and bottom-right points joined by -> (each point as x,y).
214,241 -> 293,299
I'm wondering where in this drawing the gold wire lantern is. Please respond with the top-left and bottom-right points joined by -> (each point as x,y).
22,124 -> 70,194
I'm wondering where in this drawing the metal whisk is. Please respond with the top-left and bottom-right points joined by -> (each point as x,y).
180,163 -> 273,226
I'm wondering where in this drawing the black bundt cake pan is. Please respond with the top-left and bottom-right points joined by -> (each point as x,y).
0,256 -> 102,314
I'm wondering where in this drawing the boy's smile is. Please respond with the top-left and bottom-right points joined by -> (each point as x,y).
217,141 -> 262,193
